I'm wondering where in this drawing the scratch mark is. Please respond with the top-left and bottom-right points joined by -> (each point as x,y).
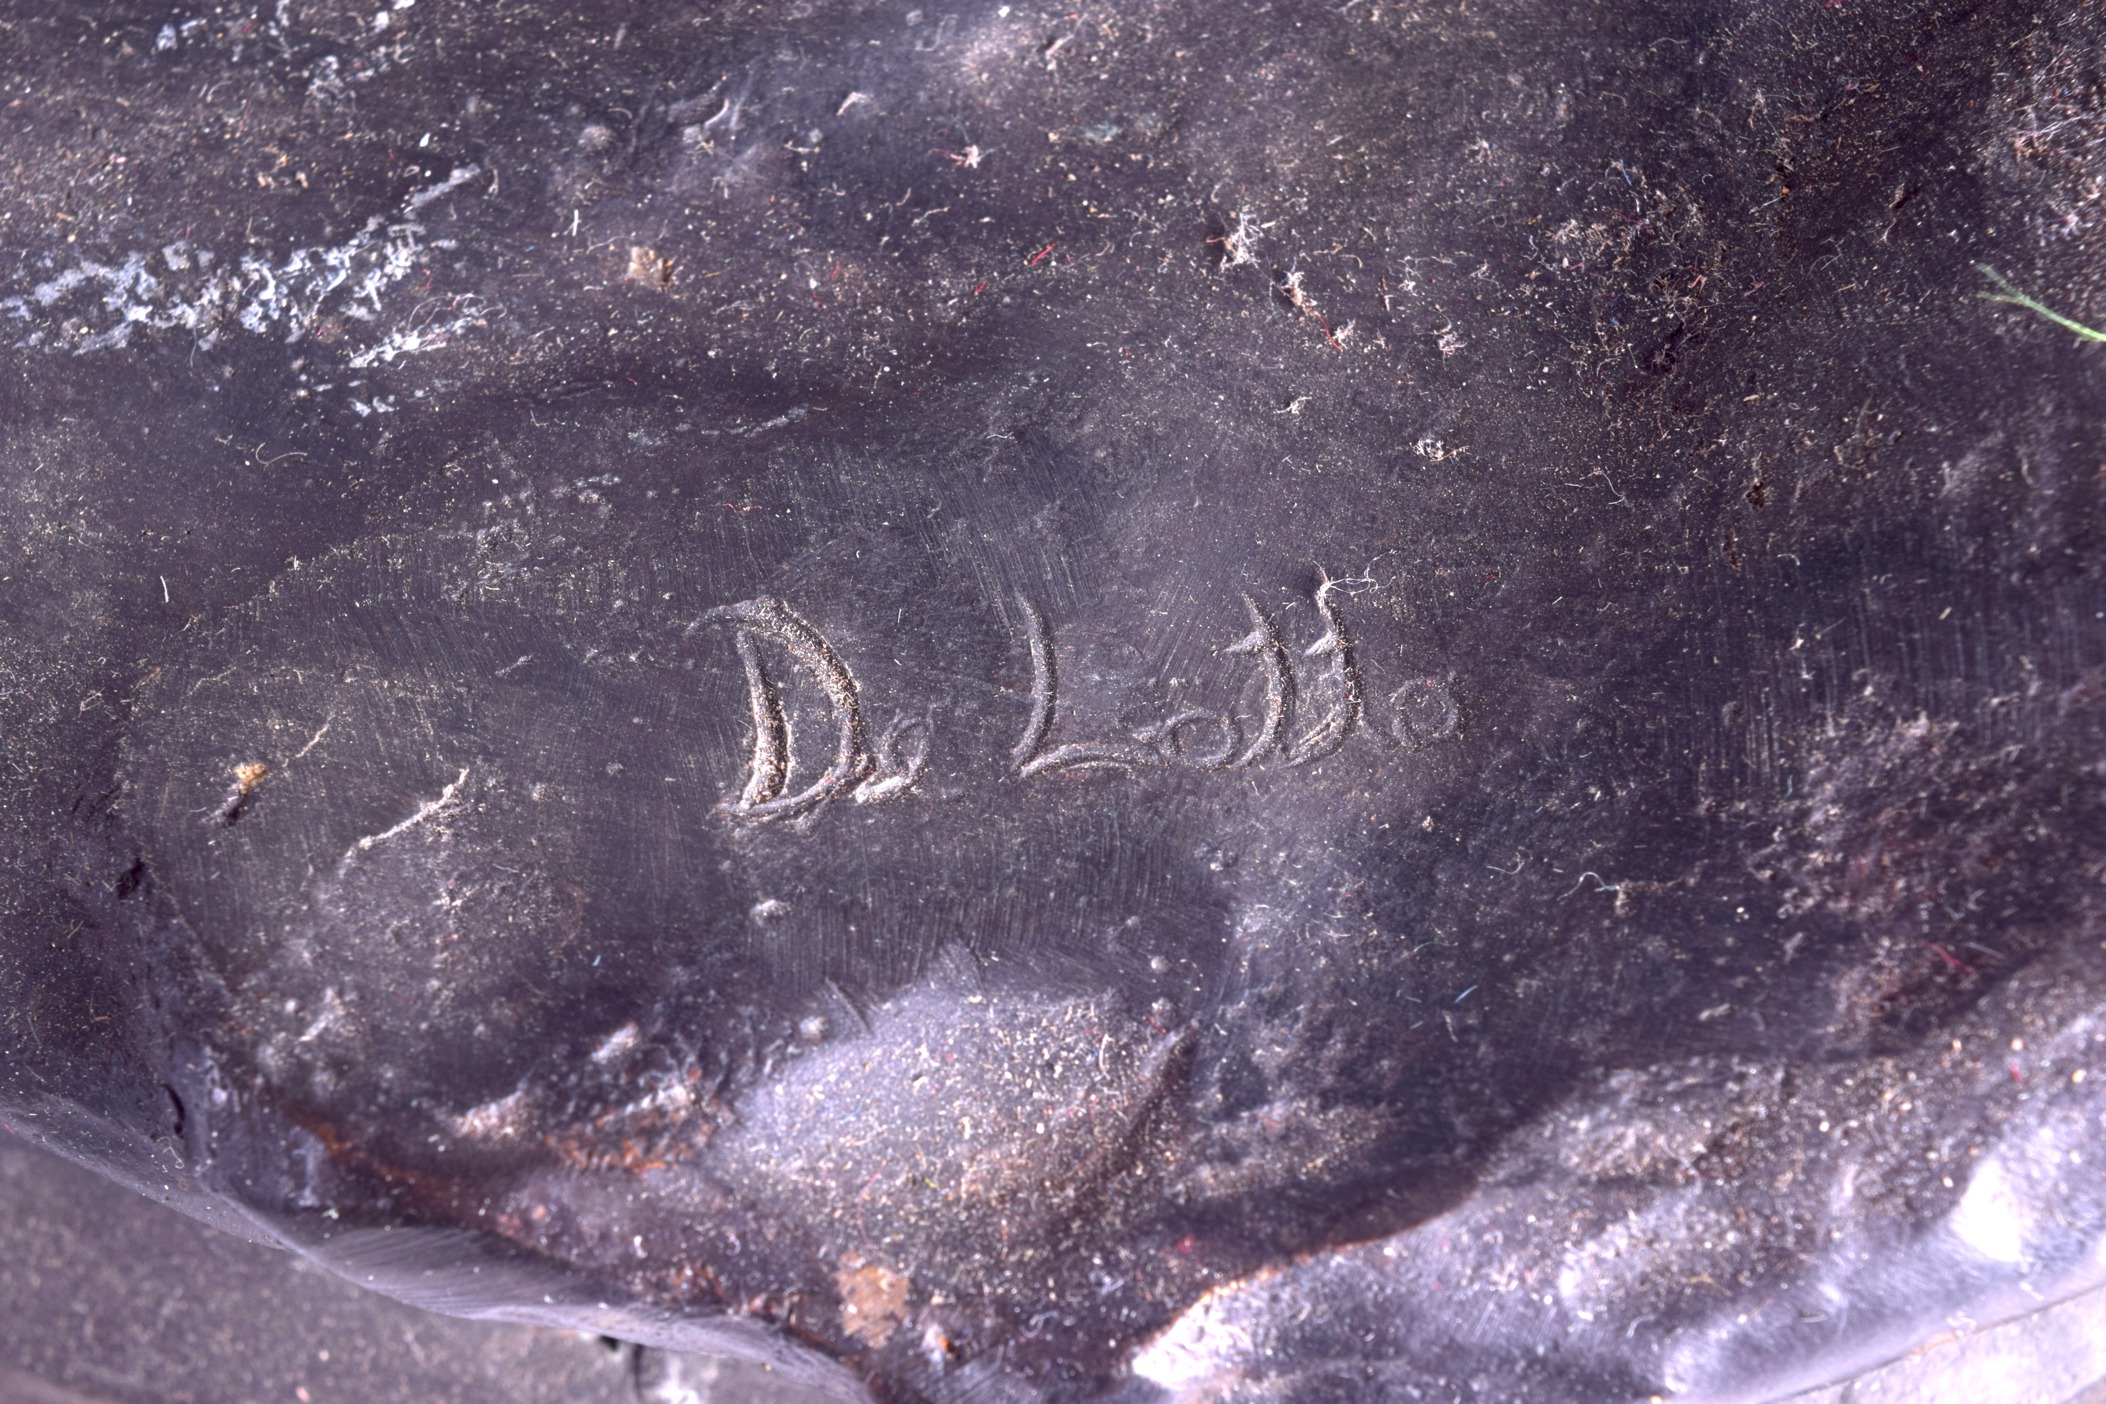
355,766 -> 470,852
291,720 -> 332,760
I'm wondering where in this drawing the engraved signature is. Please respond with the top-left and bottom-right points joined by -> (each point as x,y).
694,581 -> 1450,825
1009,582 -> 1362,777
691,597 -> 925,823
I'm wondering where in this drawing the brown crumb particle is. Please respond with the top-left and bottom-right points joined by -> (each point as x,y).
835,1260 -> 910,1346
214,760 -> 270,825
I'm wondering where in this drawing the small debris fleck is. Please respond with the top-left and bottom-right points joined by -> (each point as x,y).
626,246 -> 673,288
214,761 -> 270,826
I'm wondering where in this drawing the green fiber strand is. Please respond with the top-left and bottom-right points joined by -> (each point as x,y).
1976,263 -> 2106,343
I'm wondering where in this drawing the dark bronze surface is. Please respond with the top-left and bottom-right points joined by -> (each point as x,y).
2,2 -> 2103,1399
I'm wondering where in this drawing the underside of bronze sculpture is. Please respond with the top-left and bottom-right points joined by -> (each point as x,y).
2,2 -> 2103,1400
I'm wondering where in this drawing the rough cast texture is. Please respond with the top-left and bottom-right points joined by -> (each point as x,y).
1,1 -> 2103,1400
